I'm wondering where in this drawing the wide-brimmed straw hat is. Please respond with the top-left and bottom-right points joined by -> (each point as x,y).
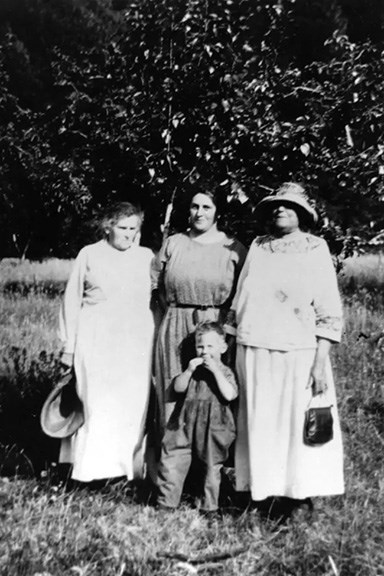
40,372 -> 84,439
255,182 -> 318,224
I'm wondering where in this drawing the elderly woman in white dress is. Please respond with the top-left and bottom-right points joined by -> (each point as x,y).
59,202 -> 154,483
228,183 -> 344,515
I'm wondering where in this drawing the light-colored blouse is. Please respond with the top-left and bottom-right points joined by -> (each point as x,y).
227,231 -> 342,350
60,240 -> 154,354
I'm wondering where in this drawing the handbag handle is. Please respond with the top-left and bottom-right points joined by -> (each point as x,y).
306,392 -> 333,410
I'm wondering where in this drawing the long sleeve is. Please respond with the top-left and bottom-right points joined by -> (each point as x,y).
59,248 -> 87,354
313,241 -> 343,343
228,240 -> 247,302
226,233 -> 343,350
150,236 -> 170,292
225,242 -> 253,336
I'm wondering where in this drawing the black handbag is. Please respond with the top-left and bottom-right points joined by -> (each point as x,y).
303,401 -> 334,446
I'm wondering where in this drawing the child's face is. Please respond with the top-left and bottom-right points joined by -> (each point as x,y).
195,331 -> 226,362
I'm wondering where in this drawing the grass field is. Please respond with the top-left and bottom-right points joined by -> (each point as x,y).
1,256 -> 384,575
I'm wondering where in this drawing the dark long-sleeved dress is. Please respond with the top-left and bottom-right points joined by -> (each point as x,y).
151,232 -> 246,431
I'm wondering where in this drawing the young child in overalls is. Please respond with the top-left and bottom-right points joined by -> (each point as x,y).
157,321 -> 238,513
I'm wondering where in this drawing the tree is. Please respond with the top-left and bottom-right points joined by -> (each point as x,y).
0,0 -> 383,256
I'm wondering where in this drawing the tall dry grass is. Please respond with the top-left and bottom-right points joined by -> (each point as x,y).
342,253 -> 384,289
0,255 -> 383,575
0,258 -> 73,286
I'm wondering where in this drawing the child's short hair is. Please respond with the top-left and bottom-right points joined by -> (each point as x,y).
195,321 -> 226,339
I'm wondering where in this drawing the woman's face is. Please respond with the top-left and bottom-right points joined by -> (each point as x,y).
189,193 -> 217,233
106,215 -> 141,251
271,203 -> 300,235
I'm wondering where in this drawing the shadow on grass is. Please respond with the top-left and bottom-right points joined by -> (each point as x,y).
0,348 -> 61,478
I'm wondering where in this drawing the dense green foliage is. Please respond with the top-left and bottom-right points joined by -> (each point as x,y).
0,0 -> 383,256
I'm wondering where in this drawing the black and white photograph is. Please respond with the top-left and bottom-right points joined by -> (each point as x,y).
0,0 -> 383,574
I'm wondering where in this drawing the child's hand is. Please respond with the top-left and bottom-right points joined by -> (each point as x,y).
201,356 -> 220,374
188,357 -> 204,373
60,352 -> 74,375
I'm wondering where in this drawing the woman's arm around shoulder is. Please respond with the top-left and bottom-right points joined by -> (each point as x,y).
224,238 -> 259,336
150,233 -> 183,291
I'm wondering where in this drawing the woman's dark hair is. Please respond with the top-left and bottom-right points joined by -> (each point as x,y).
187,184 -> 226,217
170,181 -> 228,232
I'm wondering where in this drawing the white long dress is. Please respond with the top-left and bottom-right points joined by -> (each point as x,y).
59,240 -> 154,482
228,231 -> 344,500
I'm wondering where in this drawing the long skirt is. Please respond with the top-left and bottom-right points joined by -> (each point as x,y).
235,345 -> 344,500
60,302 -> 153,482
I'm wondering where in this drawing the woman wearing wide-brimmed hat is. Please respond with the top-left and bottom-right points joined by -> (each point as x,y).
227,182 -> 344,515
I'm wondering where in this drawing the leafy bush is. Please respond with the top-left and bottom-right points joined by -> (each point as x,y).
0,0 -> 383,256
